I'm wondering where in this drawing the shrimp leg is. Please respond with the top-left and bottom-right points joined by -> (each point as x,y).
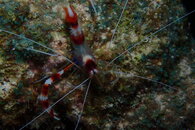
38,63 -> 73,120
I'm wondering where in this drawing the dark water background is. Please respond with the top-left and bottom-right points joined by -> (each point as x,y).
182,0 -> 195,38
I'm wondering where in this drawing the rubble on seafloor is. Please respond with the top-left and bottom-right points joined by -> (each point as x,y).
0,0 -> 194,129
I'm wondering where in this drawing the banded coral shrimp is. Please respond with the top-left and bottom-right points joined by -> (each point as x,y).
0,0 -> 194,129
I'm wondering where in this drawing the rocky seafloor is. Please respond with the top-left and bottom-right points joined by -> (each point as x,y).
0,0 -> 194,129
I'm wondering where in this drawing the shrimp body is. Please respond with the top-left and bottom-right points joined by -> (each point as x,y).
64,5 -> 97,76
38,4 -> 97,121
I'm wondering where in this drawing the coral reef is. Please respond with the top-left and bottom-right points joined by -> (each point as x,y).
0,0 -> 194,129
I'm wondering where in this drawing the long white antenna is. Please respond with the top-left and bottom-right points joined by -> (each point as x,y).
108,9 -> 195,65
0,28 -> 80,69
107,0 -> 129,48
26,47 -> 58,56
111,71 -> 177,90
131,74 -> 177,90
75,79 -> 92,130
89,0 -> 97,14
19,78 -> 90,130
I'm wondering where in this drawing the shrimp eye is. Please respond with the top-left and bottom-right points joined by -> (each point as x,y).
85,59 -> 97,76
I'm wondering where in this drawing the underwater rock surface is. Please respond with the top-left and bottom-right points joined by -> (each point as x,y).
0,0 -> 194,129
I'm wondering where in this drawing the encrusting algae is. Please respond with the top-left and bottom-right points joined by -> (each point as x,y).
0,0 -> 194,129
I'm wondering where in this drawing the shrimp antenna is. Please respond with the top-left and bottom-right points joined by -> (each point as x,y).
33,75 -> 49,84
108,9 -> 195,65
89,0 -> 97,14
19,78 -> 90,130
111,71 -> 177,90
107,0 -> 129,48
26,47 -> 58,57
0,28 -> 80,69
75,78 -> 92,130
